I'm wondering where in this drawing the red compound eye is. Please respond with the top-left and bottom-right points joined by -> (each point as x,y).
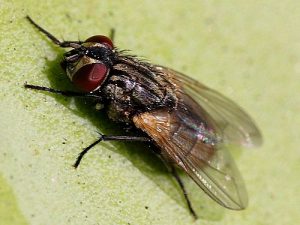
85,35 -> 113,49
72,63 -> 108,92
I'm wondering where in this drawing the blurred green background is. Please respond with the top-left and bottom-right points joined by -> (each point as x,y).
0,1 -> 299,225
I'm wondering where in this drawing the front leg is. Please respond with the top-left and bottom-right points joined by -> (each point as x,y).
24,84 -> 100,99
26,16 -> 82,48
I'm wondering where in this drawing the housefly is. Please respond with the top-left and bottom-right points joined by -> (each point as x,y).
25,16 -> 262,219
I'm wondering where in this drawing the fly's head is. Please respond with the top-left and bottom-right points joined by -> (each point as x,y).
61,35 -> 116,92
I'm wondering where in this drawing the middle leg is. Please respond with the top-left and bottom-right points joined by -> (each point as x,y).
74,134 -> 151,168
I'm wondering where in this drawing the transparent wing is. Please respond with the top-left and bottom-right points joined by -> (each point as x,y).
155,66 -> 262,148
133,107 -> 248,209
181,143 -> 248,209
133,66 -> 263,209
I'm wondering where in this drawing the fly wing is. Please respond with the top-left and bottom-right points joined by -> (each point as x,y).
155,66 -> 262,148
133,106 -> 248,209
133,66 -> 263,209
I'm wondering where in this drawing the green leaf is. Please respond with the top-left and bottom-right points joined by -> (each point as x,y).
0,1 -> 299,225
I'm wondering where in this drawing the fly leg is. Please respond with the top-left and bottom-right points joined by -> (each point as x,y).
74,134 -> 151,168
24,84 -> 100,99
26,16 -> 82,48
170,165 -> 198,220
109,28 -> 115,43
